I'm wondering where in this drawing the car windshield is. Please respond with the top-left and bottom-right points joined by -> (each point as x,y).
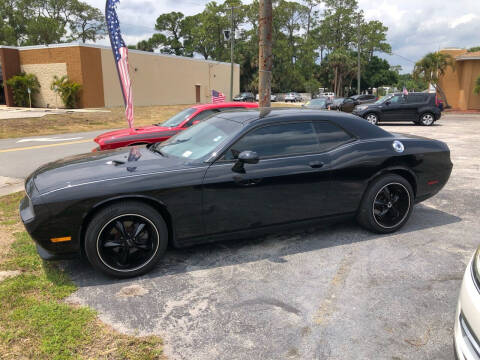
375,95 -> 393,104
155,116 -> 242,160
307,99 -> 327,106
160,108 -> 196,127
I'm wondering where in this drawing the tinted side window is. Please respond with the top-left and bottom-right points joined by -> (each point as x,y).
407,95 -> 426,104
389,95 -> 405,104
314,122 -> 353,152
185,109 -> 219,126
223,122 -> 319,160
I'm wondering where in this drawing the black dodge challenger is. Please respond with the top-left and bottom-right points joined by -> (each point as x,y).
20,109 -> 452,277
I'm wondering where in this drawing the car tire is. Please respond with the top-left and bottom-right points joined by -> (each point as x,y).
365,113 -> 379,125
84,201 -> 168,278
357,174 -> 414,234
419,112 -> 435,126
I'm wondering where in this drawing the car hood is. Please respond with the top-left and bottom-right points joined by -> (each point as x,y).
94,125 -> 174,143
28,145 -> 191,195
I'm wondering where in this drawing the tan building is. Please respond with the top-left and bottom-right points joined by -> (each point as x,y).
0,43 -> 240,108
438,49 -> 480,111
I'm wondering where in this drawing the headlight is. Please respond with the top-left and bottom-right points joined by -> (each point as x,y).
473,246 -> 480,288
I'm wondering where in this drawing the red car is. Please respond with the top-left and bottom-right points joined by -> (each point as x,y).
94,102 -> 258,151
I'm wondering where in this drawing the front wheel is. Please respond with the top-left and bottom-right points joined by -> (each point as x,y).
419,112 -> 435,126
357,174 -> 414,233
84,201 -> 168,277
365,113 -> 379,125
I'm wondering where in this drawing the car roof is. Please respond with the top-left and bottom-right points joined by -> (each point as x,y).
190,102 -> 258,110
211,108 -> 393,139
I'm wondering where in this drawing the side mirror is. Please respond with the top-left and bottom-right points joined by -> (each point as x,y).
232,150 -> 259,173
385,101 -> 391,105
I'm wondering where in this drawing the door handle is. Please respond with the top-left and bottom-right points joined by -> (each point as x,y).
309,161 -> 324,169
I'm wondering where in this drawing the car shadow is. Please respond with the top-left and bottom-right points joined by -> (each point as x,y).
66,203 -> 461,287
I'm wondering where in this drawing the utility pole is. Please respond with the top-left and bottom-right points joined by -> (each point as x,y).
357,15 -> 361,95
229,6 -> 235,101
258,0 -> 272,108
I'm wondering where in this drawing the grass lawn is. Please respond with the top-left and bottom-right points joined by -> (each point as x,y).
0,103 -> 300,139
0,192 -> 165,360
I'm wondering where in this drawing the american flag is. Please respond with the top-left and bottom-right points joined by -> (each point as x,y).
106,0 -> 134,129
212,90 -> 225,103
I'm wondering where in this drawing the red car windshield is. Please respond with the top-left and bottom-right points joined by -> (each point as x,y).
159,108 -> 196,127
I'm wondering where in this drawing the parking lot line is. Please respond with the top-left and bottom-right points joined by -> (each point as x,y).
0,139 -> 93,153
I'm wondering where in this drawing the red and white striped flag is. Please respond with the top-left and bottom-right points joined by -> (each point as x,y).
212,89 -> 225,104
106,0 -> 134,129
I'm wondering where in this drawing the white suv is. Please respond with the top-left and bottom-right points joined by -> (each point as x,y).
285,92 -> 302,102
454,246 -> 480,360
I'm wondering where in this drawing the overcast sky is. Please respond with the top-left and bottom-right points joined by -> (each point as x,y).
85,0 -> 480,73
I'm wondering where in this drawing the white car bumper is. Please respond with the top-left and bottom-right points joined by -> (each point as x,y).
454,256 -> 480,360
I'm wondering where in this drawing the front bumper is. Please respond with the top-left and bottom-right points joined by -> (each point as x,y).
454,257 -> 480,360
20,196 -> 80,260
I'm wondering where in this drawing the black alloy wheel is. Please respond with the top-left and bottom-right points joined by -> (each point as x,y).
97,214 -> 159,272
357,174 -> 414,233
85,201 -> 168,277
372,183 -> 410,229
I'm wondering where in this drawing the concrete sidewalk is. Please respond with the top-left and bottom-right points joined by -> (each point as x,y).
0,176 -> 24,196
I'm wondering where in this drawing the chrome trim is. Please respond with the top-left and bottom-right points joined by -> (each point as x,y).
460,313 -> 480,360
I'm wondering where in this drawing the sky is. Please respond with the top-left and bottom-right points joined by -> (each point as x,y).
85,0 -> 480,73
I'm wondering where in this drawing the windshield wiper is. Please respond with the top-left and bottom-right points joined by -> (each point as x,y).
150,143 -> 166,156
163,138 -> 191,146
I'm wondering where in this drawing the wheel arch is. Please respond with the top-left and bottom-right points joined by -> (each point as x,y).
366,166 -> 418,197
78,195 -> 174,255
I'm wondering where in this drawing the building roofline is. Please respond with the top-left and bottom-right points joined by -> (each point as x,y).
0,43 -> 240,67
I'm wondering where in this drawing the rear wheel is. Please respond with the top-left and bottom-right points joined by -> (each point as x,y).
419,112 -> 435,126
84,201 -> 168,277
357,174 -> 414,233
365,113 -> 379,125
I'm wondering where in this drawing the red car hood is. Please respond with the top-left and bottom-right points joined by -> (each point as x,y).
94,125 -> 173,143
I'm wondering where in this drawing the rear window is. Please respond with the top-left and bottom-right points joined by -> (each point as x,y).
407,94 -> 426,104
314,122 -> 354,152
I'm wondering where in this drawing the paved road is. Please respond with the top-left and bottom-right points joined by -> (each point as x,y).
62,115 -> 480,360
0,130 -> 109,179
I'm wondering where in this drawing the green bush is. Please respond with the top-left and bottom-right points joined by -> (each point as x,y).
6,73 -> 40,107
474,75 -> 480,95
51,75 -> 82,109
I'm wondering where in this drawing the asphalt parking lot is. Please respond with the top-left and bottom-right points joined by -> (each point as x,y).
65,114 -> 480,360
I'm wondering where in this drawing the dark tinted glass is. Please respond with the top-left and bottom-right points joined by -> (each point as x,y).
314,122 -> 353,152
224,122 -> 319,160
407,94 -> 426,104
185,109 -> 219,127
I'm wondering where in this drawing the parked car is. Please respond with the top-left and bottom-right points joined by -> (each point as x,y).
302,98 -> 331,110
94,102 -> 258,151
255,93 -> 277,102
20,108 -> 452,277
233,92 -> 255,102
329,97 -> 345,111
352,92 -> 443,126
454,245 -> 480,360
340,94 -> 378,113
284,92 -> 302,102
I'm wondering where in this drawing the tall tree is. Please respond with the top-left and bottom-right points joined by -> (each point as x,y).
68,2 -> 105,43
413,52 -> 454,107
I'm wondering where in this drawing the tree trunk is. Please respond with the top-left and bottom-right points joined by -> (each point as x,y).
435,83 -> 450,108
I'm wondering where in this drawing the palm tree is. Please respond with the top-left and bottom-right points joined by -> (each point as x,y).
413,52 -> 454,108
474,75 -> 480,95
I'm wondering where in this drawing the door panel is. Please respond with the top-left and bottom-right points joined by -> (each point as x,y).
202,154 -> 331,235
